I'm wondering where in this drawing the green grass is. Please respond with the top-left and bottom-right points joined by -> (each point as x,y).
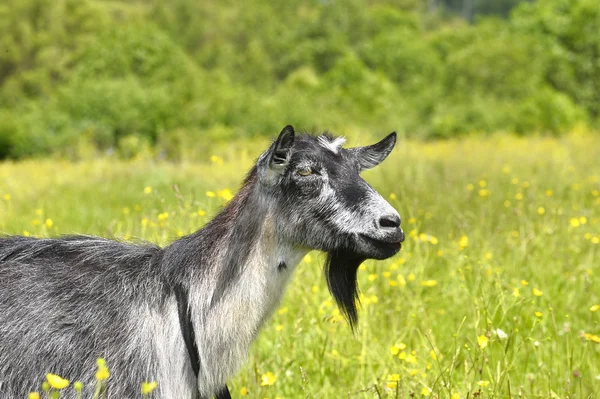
1,133 -> 599,398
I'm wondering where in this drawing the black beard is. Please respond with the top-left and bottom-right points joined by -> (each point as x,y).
324,250 -> 365,330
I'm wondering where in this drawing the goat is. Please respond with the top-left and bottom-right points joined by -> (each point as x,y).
0,126 -> 404,398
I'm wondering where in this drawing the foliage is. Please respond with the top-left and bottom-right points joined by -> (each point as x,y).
1,133 -> 599,397
0,0 -> 598,159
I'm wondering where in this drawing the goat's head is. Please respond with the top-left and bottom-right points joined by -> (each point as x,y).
256,125 -> 404,327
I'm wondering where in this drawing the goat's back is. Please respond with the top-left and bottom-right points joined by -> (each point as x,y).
0,236 -> 166,398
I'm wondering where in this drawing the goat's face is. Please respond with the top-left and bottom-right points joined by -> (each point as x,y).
256,126 -> 404,326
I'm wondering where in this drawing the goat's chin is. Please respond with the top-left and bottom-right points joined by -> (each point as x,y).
355,234 -> 402,260
324,250 -> 364,330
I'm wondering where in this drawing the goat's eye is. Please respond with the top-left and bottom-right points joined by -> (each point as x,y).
297,167 -> 313,176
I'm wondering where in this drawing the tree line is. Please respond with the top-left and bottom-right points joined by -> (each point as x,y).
0,0 -> 597,159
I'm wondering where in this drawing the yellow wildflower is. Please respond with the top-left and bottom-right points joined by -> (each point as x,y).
158,212 -> 169,221
144,186 -> 152,194
520,280 -> 529,286
206,191 -> 216,198
592,237 -> 600,244
260,371 -> 277,386
45,219 -> 53,228
404,354 -> 417,364
533,288 -> 543,297
478,189 -> 490,197
390,343 -> 407,355
240,386 -> 248,396
478,180 -> 487,188
141,381 -> 158,395
96,366 -> 110,381
218,189 -> 234,201
451,393 -> 461,399
275,325 -> 284,331
389,193 -> 397,200
590,305 -> 600,312
95,359 -> 109,381
28,393 -> 40,399
197,209 -> 206,217
484,252 -> 493,260
458,235 -> 469,250
368,274 -> 378,282
580,216 -> 588,224
421,387 -> 432,396
466,184 -> 474,191
535,311 -> 542,317
407,273 -> 416,282
278,307 -> 288,315
430,350 -> 437,360
397,274 -> 407,286
408,218 -> 416,224
583,333 -> 600,343
73,381 -> 83,392
570,218 -> 580,228
515,193 -> 523,200
46,374 -> 69,389
537,207 -> 545,215
478,380 -> 490,387
420,280 -> 437,287
386,374 -> 400,389
2,193 -> 10,201
477,335 -> 488,350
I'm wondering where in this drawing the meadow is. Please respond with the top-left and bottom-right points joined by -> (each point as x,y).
1,132 -> 599,398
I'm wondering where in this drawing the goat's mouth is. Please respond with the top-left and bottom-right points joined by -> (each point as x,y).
357,233 -> 402,259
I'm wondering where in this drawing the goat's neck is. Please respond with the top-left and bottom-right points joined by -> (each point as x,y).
184,180 -> 308,314
181,184 -> 307,395
213,184 -> 307,301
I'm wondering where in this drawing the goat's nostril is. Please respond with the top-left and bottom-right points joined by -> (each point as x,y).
379,214 -> 400,229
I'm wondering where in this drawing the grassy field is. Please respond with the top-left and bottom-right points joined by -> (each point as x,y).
1,133 -> 599,398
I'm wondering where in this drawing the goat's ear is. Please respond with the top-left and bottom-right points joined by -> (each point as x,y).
269,125 -> 295,167
349,132 -> 396,171
258,125 -> 296,185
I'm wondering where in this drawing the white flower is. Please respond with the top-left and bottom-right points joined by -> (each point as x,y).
495,329 -> 508,340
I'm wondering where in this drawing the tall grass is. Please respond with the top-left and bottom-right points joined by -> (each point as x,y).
1,133 -> 599,398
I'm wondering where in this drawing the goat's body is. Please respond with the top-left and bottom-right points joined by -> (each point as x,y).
0,175 -> 305,398
0,236 -> 196,398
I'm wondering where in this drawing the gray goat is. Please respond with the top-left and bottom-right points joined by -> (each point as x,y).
0,126 -> 404,398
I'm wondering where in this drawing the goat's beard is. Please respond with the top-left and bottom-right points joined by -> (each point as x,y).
324,250 -> 365,330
